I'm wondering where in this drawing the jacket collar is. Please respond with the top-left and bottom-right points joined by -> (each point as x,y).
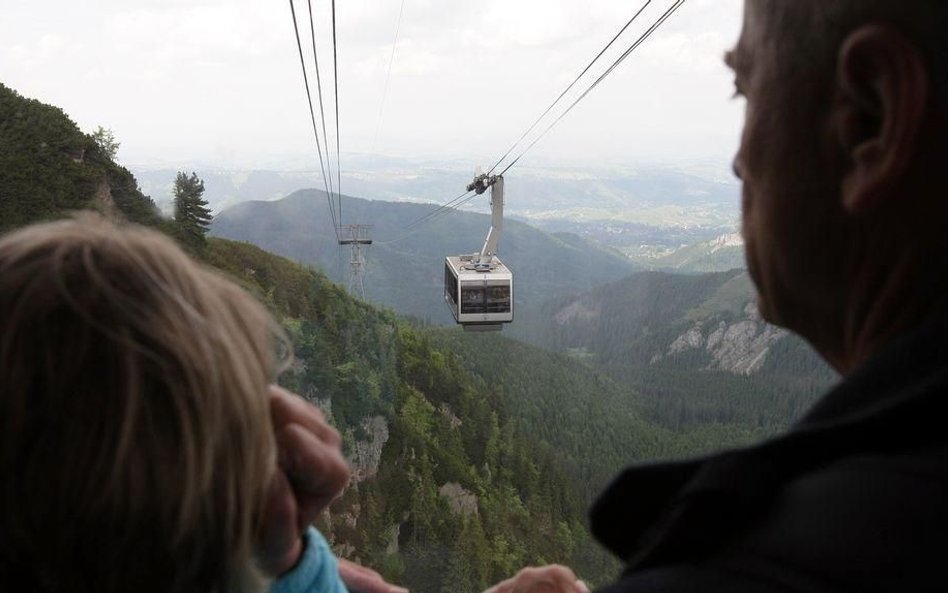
589,317 -> 948,567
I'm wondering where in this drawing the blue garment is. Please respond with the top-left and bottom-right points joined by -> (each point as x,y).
271,527 -> 349,593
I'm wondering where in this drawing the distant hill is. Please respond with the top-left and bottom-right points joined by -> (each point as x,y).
133,167 -> 323,214
135,159 -> 741,272
511,269 -> 838,431
134,160 -> 739,224
651,232 -> 746,273
212,189 -> 638,324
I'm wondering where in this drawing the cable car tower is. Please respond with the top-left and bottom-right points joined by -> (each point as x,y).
443,173 -> 514,331
339,224 -> 373,300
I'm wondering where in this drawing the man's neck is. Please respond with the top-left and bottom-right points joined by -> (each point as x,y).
828,258 -> 948,375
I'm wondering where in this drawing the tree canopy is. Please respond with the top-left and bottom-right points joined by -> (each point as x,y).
91,126 -> 120,160
173,171 -> 212,249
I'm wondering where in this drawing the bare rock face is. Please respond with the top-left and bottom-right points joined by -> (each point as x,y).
440,403 -> 462,429
660,302 -> 788,375
385,524 -> 401,556
339,504 -> 361,528
312,396 -> 333,419
90,178 -> 119,219
553,299 -> 600,326
438,482 -> 478,517
336,542 -> 356,558
668,325 -> 704,353
347,416 -> 390,482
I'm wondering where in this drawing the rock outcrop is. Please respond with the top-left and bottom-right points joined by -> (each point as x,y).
438,482 -> 478,517
659,303 -> 787,375
347,416 -> 390,482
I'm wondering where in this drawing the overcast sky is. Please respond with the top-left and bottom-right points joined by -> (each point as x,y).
2,0 -> 744,172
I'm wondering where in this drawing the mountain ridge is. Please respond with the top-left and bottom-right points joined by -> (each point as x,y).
212,188 -> 638,324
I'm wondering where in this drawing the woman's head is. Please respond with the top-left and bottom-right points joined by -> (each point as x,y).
0,216 -> 281,592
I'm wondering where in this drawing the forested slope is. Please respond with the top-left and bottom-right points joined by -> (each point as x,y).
206,243 -> 771,590
511,270 -> 838,432
207,239 -> 631,589
0,83 -> 163,231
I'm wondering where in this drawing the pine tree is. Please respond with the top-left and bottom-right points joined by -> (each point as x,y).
91,126 -> 120,160
173,171 -> 212,249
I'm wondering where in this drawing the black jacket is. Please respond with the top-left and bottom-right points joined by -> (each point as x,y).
590,320 -> 948,592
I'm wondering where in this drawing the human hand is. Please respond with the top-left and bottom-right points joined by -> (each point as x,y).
256,385 -> 351,576
484,565 -> 589,593
338,558 -> 410,593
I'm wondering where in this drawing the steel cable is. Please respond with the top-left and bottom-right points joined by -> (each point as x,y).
486,0 -> 654,176
332,0 -> 343,227
499,0 -> 687,176
372,0 -> 688,245
289,0 -> 339,240
306,0 -> 337,223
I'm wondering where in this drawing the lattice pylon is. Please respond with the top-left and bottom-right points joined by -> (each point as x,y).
338,225 -> 372,300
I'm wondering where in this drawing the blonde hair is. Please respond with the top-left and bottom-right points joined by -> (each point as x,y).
0,216 -> 281,593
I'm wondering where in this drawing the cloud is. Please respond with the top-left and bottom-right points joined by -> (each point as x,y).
640,31 -> 735,74
1,0 -> 745,169
480,0 -> 591,49
107,3 -> 285,61
4,34 -> 67,70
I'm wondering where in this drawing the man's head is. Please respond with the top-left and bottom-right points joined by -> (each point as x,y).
727,0 -> 948,371
0,217 -> 281,592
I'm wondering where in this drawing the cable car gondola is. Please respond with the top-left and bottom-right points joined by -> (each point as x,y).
443,174 -> 513,331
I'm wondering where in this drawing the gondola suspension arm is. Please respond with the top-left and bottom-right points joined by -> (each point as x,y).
466,173 -> 504,268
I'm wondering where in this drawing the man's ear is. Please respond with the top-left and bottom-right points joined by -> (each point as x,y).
835,25 -> 929,214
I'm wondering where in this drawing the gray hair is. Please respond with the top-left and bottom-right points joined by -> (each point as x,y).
765,0 -> 948,96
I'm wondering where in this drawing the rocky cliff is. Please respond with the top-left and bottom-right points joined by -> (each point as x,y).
657,302 -> 787,375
